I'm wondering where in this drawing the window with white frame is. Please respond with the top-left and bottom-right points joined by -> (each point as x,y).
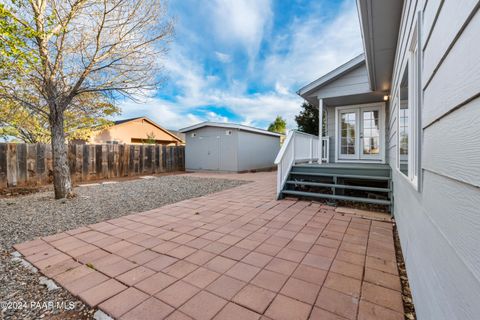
398,16 -> 421,189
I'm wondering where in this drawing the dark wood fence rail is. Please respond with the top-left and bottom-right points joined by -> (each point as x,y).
0,143 -> 185,188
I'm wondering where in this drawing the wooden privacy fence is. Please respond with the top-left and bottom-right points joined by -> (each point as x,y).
0,143 -> 185,189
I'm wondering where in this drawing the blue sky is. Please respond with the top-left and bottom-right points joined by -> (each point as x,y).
119,0 -> 363,130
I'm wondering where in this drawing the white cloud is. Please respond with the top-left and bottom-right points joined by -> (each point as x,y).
118,86 -> 302,131
275,82 -> 290,95
262,1 -> 362,90
116,0 -> 363,131
215,51 -> 232,63
119,98 -> 201,129
205,111 -> 229,123
161,46 -> 217,99
211,0 -> 272,61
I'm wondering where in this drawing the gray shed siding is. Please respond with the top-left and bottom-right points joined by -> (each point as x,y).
184,126 -> 238,172
389,1 -> 480,319
237,130 -> 280,171
184,126 -> 279,172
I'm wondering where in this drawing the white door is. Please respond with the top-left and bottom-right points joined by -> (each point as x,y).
338,109 -> 359,160
359,106 -> 382,160
337,104 -> 384,162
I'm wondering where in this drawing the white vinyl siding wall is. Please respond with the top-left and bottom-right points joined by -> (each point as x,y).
389,1 -> 480,319
314,64 -> 370,98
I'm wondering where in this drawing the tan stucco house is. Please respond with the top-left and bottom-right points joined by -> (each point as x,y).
89,117 -> 184,145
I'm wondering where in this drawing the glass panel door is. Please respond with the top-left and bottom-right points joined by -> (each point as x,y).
339,110 -> 358,159
337,104 -> 383,162
360,108 -> 381,160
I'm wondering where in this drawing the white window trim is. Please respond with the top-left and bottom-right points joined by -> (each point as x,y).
396,11 -> 422,191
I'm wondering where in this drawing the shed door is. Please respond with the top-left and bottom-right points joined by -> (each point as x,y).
197,135 -> 220,170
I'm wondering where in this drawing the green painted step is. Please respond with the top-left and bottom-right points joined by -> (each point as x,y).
285,180 -> 391,193
289,171 -> 391,181
281,190 -> 391,205
291,165 -> 391,178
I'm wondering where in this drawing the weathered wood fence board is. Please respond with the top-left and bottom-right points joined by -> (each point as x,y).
0,143 -> 185,188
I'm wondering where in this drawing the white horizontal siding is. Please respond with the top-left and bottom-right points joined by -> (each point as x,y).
422,170 -> 480,282
422,0 -> 442,49
422,9 -> 480,127
389,1 -> 480,319
423,97 -> 480,187
394,170 -> 480,320
422,0 -> 479,86
314,65 -> 370,99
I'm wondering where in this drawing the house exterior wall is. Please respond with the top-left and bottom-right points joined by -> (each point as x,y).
90,119 -> 181,145
237,130 -> 280,171
311,63 -> 370,99
184,126 -> 238,172
389,1 -> 480,319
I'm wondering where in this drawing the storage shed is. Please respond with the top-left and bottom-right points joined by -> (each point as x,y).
179,122 -> 282,172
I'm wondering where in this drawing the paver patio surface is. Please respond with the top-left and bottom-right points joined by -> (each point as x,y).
14,172 -> 403,320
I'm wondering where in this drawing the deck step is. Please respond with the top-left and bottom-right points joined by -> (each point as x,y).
291,165 -> 391,178
281,190 -> 391,205
285,180 -> 391,193
289,171 -> 391,181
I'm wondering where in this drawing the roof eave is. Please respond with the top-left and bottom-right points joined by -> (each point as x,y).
179,122 -> 283,137
356,0 -> 404,92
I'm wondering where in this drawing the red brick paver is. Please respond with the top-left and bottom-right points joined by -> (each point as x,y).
15,171 -> 403,319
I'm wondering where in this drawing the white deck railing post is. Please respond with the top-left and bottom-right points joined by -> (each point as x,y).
309,138 -> 313,163
318,98 -> 324,164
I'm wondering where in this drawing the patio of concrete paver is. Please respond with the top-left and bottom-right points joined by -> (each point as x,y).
14,171 -> 403,320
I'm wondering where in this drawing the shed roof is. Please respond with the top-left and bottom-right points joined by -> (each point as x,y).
179,122 -> 283,137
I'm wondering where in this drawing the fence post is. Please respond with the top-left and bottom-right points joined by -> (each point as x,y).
0,144 -> 7,188
7,144 -> 17,187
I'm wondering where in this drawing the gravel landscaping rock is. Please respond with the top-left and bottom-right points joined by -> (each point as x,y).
0,174 -> 247,319
0,175 -> 247,249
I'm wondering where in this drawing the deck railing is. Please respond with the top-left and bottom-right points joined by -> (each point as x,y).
274,131 -> 329,197
321,136 -> 329,163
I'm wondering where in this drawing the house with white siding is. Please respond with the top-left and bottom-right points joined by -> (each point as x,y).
274,0 -> 480,318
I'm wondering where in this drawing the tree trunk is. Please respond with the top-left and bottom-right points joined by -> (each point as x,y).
50,106 -> 73,199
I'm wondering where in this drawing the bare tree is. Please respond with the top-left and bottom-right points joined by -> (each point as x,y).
0,0 -> 173,198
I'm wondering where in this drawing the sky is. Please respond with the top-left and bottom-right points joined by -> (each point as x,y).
119,0 -> 363,131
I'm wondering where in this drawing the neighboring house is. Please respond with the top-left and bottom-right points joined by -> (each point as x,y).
275,0 -> 480,319
89,117 -> 184,145
180,122 -> 282,172
167,129 -> 186,142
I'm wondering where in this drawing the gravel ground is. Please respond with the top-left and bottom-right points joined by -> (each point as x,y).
0,175 -> 247,320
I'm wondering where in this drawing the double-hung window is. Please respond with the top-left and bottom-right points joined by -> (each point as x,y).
398,13 -> 421,189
